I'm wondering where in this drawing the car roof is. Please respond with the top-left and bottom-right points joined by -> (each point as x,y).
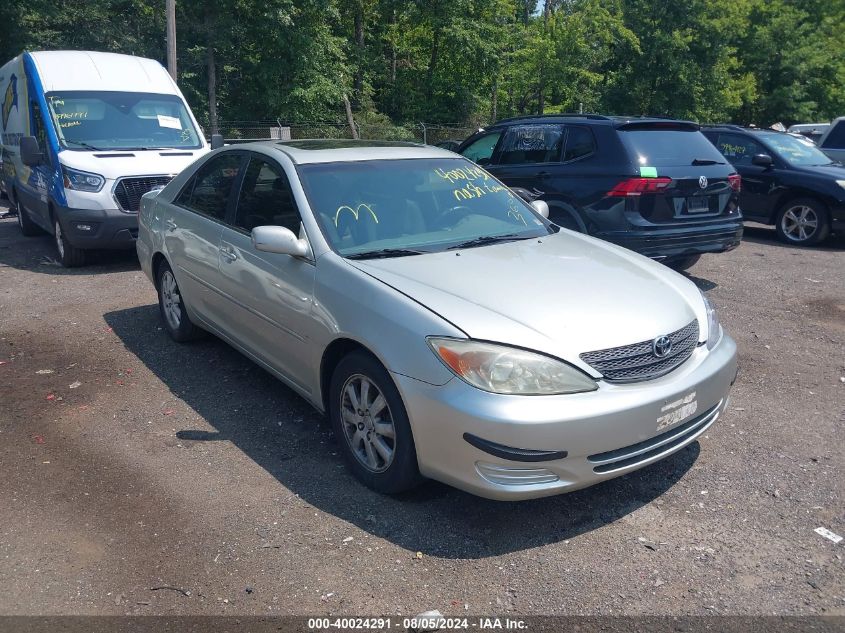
249,139 -> 457,165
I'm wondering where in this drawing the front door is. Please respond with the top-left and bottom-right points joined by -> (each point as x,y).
216,153 -> 317,392
712,132 -> 778,221
18,100 -> 52,228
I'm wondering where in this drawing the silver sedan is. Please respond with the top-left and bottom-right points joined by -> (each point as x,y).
136,140 -> 738,500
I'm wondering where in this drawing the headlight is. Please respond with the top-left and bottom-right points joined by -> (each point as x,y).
427,337 -> 598,395
702,293 -> 723,350
62,166 -> 105,192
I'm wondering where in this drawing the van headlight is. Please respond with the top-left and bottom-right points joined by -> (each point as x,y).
702,293 -> 723,350
427,337 -> 598,395
62,166 -> 105,192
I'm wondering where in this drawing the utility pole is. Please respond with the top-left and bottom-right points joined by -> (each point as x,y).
166,0 -> 177,81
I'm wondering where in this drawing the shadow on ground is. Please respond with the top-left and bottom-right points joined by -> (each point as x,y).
105,303 -> 700,559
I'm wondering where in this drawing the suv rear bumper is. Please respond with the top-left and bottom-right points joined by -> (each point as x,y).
597,219 -> 743,260
56,205 -> 138,250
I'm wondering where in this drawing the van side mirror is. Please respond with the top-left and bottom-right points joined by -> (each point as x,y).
251,225 -> 309,257
20,136 -> 44,166
530,199 -> 550,219
751,153 -> 773,168
210,134 -> 224,150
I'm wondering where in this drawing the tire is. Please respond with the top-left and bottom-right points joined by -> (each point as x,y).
156,261 -> 201,342
666,254 -> 701,271
16,195 -> 42,237
53,217 -> 86,267
329,351 -> 423,494
775,198 -> 830,246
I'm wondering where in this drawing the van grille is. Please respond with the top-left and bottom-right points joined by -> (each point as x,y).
113,176 -> 173,213
580,320 -> 699,383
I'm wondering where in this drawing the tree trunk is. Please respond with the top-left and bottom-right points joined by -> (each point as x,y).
343,93 -> 359,139
538,0 -> 554,115
206,39 -> 218,135
352,1 -> 365,108
491,76 -> 498,122
426,28 -> 440,101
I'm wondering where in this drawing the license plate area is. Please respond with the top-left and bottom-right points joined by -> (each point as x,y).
685,196 -> 711,214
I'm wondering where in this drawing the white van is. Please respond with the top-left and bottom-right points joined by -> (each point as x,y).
0,51 -> 212,266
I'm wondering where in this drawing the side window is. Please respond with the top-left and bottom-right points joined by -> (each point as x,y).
716,133 -> 766,166
460,132 -> 501,164
562,126 -> 595,162
234,156 -> 301,234
498,125 -> 563,165
175,153 -> 243,220
821,121 -> 845,149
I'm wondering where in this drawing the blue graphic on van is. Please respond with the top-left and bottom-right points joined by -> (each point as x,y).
2,73 -> 17,128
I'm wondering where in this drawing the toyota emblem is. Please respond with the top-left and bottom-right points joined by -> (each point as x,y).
698,176 -> 708,189
652,335 -> 672,358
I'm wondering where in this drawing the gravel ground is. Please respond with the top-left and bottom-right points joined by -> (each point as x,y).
0,200 -> 843,618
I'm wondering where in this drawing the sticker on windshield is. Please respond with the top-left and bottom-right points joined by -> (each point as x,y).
639,166 -> 658,178
655,391 -> 697,432
157,114 -> 182,130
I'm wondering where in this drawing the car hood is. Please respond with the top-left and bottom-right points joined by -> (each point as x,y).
58,148 -> 207,181
348,231 -> 707,373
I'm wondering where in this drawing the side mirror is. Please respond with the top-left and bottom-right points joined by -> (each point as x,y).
20,136 -> 43,167
210,134 -> 224,150
251,225 -> 309,257
530,199 -> 550,219
751,153 -> 773,168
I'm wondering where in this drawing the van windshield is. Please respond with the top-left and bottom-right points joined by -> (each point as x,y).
46,91 -> 202,150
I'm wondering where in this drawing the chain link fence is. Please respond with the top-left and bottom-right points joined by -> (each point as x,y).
210,121 -> 478,146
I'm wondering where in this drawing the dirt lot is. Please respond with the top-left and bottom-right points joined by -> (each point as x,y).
0,200 -> 843,618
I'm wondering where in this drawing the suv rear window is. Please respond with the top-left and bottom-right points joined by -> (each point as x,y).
619,129 -> 726,167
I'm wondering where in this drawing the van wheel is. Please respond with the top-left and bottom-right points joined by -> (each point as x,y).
329,351 -> 423,494
156,261 -> 201,342
53,218 -> 86,267
16,196 -> 42,236
667,254 -> 701,271
775,198 -> 830,246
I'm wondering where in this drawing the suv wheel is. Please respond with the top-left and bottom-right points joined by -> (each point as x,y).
329,351 -> 423,494
53,218 -> 86,267
775,198 -> 830,246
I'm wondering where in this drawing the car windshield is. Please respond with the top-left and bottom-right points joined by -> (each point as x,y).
297,158 -> 553,257
46,91 -> 202,150
756,131 -> 834,166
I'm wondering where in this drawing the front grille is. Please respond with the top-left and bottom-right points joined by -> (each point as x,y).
580,319 -> 699,383
588,401 -> 721,473
113,176 -> 173,213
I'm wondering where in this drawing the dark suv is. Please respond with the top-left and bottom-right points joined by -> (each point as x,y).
702,124 -> 845,245
457,115 -> 743,270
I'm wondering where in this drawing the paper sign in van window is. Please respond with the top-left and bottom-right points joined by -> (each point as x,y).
157,114 -> 182,130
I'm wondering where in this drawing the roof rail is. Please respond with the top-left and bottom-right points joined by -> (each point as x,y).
492,113 -> 612,125
699,123 -> 747,131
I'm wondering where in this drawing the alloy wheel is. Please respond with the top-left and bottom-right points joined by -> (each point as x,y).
160,270 -> 183,330
781,205 -> 818,242
339,374 -> 396,473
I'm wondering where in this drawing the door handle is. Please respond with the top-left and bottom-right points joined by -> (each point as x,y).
220,246 -> 238,262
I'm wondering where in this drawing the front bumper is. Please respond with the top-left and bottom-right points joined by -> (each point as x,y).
55,204 -> 138,250
396,333 -> 737,501
597,219 -> 743,260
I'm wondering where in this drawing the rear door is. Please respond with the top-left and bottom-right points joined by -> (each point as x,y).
165,151 -> 245,325
708,132 -> 778,220
616,123 -> 739,224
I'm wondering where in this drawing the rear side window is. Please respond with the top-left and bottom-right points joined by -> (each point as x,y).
714,133 -> 767,166
619,128 -> 726,167
460,132 -> 501,164
562,126 -> 595,162
176,153 -> 243,220
821,121 -> 845,148
498,125 -> 564,165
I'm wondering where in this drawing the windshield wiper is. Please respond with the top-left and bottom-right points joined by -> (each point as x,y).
65,140 -> 104,151
345,248 -> 428,260
447,234 -> 525,250
691,158 -> 724,165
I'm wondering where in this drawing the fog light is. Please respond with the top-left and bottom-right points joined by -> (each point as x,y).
476,462 -> 559,486
76,223 -> 93,231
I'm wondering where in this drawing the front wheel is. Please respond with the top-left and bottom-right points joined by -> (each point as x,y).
329,351 -> 423,494
53,218 -> 85,267
775,199 -> 830,246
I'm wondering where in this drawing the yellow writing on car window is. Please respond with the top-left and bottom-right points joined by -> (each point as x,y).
719,143 -> 747,157
453,181 -> 507,201
60,121 -> 82,129
434,166 -> 489,185
55,112 -> 88,121
335,203 -> 378,226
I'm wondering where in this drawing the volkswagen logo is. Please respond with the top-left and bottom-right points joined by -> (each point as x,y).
698,176 -> 708,189
652,335 -> 672,358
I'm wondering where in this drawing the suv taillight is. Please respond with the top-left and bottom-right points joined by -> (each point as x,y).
728,173 -> 741,192
608,177 -> 672,197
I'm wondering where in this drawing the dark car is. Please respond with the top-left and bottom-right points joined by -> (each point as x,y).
702,125 -> 845,245
458,115 -> 743,270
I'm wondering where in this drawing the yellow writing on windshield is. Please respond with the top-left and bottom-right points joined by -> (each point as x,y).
55,112 -> 88,121
60,121 -> 82,129
335,203 -> 378,226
